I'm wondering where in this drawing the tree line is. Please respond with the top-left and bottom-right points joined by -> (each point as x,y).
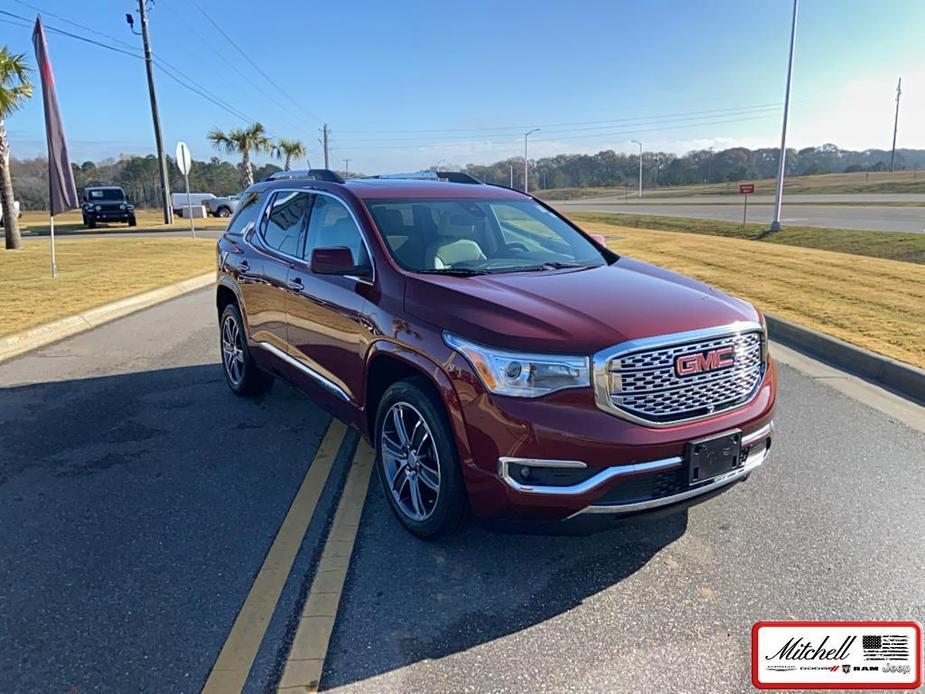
465,144 -> 925,191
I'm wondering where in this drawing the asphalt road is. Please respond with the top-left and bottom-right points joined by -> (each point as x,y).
554,197 -> 925,233
1,289 -> 923,692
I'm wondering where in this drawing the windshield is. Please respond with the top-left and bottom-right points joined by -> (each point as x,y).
87,189 -> 125,201
366,198 -> 608,274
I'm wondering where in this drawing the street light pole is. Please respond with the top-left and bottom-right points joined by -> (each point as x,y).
524,128 -> 540,193
343,158 -> 350,177
770,0 -> 798,232
631,140 -> 643,198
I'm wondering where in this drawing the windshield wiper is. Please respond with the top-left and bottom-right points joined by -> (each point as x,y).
493,261 -> 596,274
417,268 -> 490,276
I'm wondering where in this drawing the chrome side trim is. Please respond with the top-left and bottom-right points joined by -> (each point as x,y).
499,457 -> 587,469
592,321 -> 766,428
498,455 -> 682,496
254,341 -> 350,402
742,420 -> 774,447
570,442 -> 769,517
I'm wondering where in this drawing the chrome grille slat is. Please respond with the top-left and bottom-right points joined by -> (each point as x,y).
593,327 -> 765,426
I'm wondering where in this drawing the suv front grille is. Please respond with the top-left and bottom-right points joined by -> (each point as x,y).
594,328 -> 765,426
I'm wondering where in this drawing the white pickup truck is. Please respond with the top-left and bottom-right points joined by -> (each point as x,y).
205,194 -> 240,218
0,200 -> 22,226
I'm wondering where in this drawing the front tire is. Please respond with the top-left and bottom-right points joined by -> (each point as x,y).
128,215 -> 137,227
87,218 -> 97,229
220,303 -> 273,397
375,380 -> 468,539
216,206 -> 231,218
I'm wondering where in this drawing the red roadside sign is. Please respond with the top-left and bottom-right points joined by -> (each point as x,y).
739,183 -> 755,194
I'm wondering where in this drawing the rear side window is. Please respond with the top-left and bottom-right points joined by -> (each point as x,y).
227,192 -> 263,235
261,191 -> 313,256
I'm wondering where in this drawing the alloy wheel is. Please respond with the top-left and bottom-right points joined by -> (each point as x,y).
380,402 -> 441,521
221,314 -> 245,386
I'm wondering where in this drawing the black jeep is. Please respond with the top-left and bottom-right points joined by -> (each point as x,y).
82,187 -> 137,228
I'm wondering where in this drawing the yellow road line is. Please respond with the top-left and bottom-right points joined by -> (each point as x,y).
203,419 -> 348,693
278,440 -> 375,693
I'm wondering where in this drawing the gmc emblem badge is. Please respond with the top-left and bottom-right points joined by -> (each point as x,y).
675,347 -> 735,376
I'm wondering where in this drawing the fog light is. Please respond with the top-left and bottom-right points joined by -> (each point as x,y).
520,466 -> 531,480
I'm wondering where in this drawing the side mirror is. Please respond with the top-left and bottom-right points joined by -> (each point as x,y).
590,233 -> 607,246
310,246 -> 370,278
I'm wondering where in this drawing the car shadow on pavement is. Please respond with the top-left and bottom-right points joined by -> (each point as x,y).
322,489 -> 688,690
0,364 -> 334,692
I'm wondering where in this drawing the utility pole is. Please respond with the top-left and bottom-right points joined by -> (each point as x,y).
632,140 -> 643,197
524,128 -> 540,193
890,77 -> 902,172
343,158 -> 350,177
509,164 -> 513,188
770,0 -> 798,232
137,0 -> 172,224
321,124 -> 330,169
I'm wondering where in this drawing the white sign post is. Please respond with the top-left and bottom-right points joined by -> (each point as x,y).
175,141 -> 195,238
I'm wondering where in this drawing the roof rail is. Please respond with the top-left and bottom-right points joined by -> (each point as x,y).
265,168 -> 345,183
366,170 -> 483,184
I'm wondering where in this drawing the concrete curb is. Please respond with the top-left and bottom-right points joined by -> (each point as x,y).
766,314 -> 925,406
0,272 -> 214,364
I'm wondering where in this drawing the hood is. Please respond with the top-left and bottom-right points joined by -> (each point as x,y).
404,257 -> 760,354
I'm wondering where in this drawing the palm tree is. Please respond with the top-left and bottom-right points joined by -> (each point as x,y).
273,138 -> 307,171
207,122 -> 271,188
0,47 -> 33,250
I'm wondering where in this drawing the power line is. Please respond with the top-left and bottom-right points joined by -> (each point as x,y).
336,104 -> 789,145
194,2 -> 321,125
161,2 -> 309,132
12,0 -> 139,50
333,110 -> 803,151
0,9 -> 143,59
336,102 -> 787,135
0,7 -> 274,135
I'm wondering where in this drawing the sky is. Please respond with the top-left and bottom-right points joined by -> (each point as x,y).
2,0 -> 924,174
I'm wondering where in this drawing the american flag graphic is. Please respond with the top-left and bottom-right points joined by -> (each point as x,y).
862,634 -> 910,660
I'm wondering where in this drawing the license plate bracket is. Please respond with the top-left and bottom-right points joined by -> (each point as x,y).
686,430 -> 741,485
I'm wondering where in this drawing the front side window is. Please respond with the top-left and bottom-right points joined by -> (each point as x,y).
261,191 -> 312,256
303,195 -> 370,267
366,198 -> 607,274
226,191 -> 264,235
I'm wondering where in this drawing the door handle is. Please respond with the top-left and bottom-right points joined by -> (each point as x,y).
287,277 -> 304,290
239,260 -> 250,272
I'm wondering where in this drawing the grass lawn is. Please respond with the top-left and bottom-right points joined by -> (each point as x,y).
578,220 -> 925,369
567,211 -> 925,265
18,209 -> 229,235
540,170 -> 925,200
0,237 -> 215,337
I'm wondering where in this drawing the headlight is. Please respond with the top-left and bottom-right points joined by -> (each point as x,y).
119,204 -> 126,210
444,332 -> 590,397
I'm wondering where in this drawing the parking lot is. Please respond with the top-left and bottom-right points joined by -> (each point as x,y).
0,286 -> 922,692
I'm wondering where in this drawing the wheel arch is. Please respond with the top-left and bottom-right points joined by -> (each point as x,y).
363,343 -> 470,462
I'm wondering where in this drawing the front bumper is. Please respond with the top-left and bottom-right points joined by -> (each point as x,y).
454,358 -> 777,521
86,208 -> 132,222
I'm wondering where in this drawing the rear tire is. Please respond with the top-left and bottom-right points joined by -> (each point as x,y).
375,380 -> 468,539
220,303 -> 273,397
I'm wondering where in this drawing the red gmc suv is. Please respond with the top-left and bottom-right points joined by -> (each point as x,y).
216,170 -> 776,538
